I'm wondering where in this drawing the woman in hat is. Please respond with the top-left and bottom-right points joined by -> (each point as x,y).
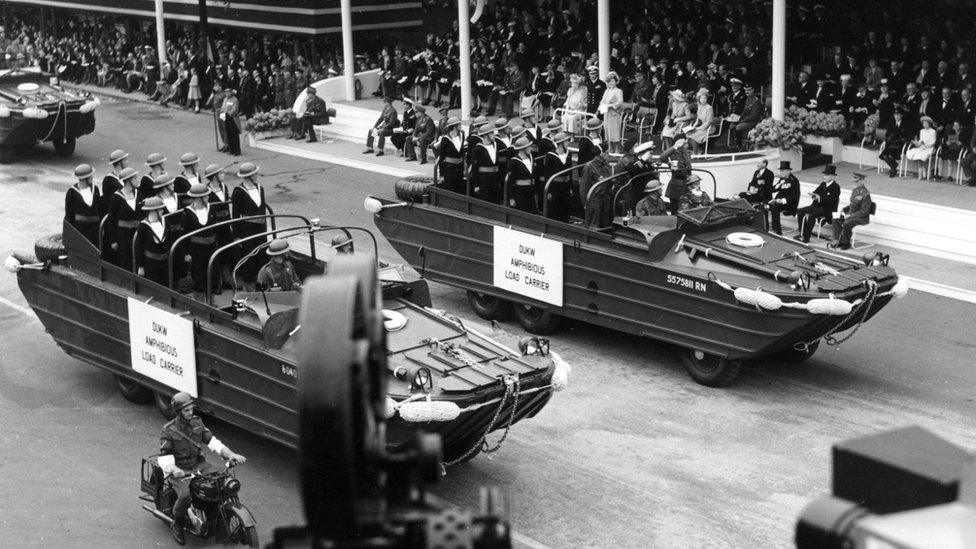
505,137 -> 538,213
65,164 -> 102,246
541,132 -> 575,222
140,152 -> 167,197
577,117 -> 604,166
436,117 -> 465,193
686,90 -> 715,154
203,164 -> 236,288
231,162 -> 269,283
661,89 -> 693,148
563,73 -> 587,134
599,71 -> 625,154
174,152 -> 201,198
101,149 -> 129,214
905,116 -> 937,176
470,122 -> 500,202
182,183 -> 229,293
134,197 -> 177,285
493,118 -> 514,186
104,167 -> 142,270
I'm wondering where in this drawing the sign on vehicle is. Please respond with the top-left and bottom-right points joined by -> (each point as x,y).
492,226 -> 563,307
127,298 -> 198,397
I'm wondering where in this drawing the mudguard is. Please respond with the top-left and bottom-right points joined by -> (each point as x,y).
223,502 -> 258,528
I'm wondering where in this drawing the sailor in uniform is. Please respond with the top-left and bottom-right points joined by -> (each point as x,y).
134,197 -> 174,285
174,153 -> 202,200
435,117 -> 465,193
182,183 -> 229,293
465,116 -> 488,166
65,163 -> 102,246
469,123 -> 500,202
505,137 -> 537,213
536,118 -> 562,157
493,118 -> 514,195
100,149 -> 129,214
104,167 -> 142,270
577,117 -> 604,166
230,162 -> 269,283
140,152 -> 167,198
542,132 -> 575,222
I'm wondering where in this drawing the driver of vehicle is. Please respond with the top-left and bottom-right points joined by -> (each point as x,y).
158,392 -> 246,545
256,238 -> 302,291
634,180 -> 668,217
678,174 -> 714,211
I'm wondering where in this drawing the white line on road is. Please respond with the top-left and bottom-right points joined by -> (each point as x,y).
904,276 -> 976,304
0,295 -> 38,320
251,138 -> 426,179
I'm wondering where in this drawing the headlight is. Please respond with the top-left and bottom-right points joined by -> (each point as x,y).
22,106 -> 48,119
0,105 -> 10,118
519,336 -> 550,356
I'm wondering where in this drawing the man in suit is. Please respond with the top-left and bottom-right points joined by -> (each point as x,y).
794,164 -> 841,243
787,71 -> 813,107
937,87 -> 961,131
958,88 -> 975,145
879,109 -> 909,177
220,88 -> 241,156
767,160 -> 801,235
809,73 -> 836,113
738,159 -> 774,204
363,97 -> 399,156
404,105 -> 436,164
917,87 -> 941,132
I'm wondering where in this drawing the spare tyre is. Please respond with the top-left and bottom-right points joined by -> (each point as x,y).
394,175 -> 437,202
35,233 -> 65,262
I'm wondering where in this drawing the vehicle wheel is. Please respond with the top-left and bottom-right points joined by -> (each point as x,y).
114,374 -> 153,404
512,304 -> 561,335
394,175 -> 436,201
226,510 -> 259,548
53,137 -> 76,157
467,290 -> 512,321
154,390 -> 177,419
680,349 -> 741,387
34,233 -> 65,262
776,340 -> 820,364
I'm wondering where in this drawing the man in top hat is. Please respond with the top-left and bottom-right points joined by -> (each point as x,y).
585,65 -> 607,114
300,85 -> 329,143
733,82 -> 763,150
829,172 -> 873,250
794,164 -> 841,243
738,158 -> 774,204
65,163 -> 101,245
101,149 -> 129,213
256,239 -> 302,292
140,152 -> 168,197
767,160 -> 801,235
635,180 -> 668,217
659,137 -> 694,215
505,137 -> 537,213
405,105 -> 436,164
363,97 -> 399,156
434,117 -> 465,193
220,87 -> 242,155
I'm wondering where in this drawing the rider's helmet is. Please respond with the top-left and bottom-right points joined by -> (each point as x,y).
171,392 -> 194,412
331,234 -> 354,253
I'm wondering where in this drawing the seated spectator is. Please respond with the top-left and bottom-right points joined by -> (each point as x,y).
829,172 -> 873,250
905,116 -> 937,176
938,121 -> 964,179
661,90 -> 692,148
879,109 -> 910,177
794,164 -> 840,244
733,83 -> 763,151
363,97 -> 399,156
738,159 -> 774,204
686,90 -> 715,154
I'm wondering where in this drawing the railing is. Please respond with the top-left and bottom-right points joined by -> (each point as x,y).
541,163 -> 587,219
553,107 -> 601,138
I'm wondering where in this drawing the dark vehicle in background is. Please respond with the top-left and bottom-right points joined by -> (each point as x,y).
0,67 -> 98,162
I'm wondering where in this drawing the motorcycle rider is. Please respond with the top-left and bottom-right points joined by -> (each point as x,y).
158,392 -> 247,545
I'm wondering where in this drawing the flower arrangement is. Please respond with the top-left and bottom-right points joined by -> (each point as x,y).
786,106 -> 846,137
244,108 -> 295,133
748,117 -> 805,151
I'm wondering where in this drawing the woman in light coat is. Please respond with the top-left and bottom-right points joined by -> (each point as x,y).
564,74 -> 587,134
687,90 -> 714,154
599,71 -> 625,153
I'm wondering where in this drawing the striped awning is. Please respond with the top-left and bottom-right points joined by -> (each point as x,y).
5,0 -> 422,35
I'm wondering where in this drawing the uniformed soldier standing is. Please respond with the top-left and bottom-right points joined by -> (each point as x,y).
231,162 -> 269,283
65,163 -> 102,246
577,118 -> 604,166
140,152 -> 167,197
182,183 -> 228,293
659,138 -> 693,215
256,239 -> 302,291
104,167 -> 142,270
134,197 -> 175,285
506,137 -> 537,213
470,123 -> 500,202
101,149 -> 129,214
435,117 -> 465,193
542,132 -> 575,222
149,173 -> 186,248
220,88 -> 242,156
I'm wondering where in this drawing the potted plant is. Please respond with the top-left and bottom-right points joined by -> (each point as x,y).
748,116 -> 804,169
788,106 -> 846,158
244,108 -> 296,139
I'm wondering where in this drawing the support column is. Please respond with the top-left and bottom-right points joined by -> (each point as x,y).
341,0 -> 355,101
154,0 -> 167,68
597,0 -> 610,79
458,0 -> 472,120
197,0 -> 210,59
771,0 -> 786,120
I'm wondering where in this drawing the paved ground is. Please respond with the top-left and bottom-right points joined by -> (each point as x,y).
1,94 -> 975,548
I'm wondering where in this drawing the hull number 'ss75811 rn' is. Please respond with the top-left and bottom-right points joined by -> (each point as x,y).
666,274 -> 708,293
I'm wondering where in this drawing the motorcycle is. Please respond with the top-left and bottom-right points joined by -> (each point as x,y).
140,456 -> 259,547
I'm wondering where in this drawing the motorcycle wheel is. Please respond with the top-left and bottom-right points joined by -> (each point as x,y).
226,510 -> 259,548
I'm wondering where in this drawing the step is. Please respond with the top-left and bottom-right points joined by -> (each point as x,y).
802,152 -> 832,170
801,142 -> 822,155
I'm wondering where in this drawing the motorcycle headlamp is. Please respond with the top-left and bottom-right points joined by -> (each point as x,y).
862,252 -> 889,267
518,336 -> 550,357
223,476 -> 241,495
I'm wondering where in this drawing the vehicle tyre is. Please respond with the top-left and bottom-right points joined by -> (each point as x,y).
680,349 -> 741,387
776,340 -> 820,364
394,175 -> 436,202
34,233 -> 65,262
54,137 -> 76,157
114,374 -> 153,404
512,304 -> 561,335
226,509 -> 259,548
467,290 -> 512,321
154,390 -> 177,420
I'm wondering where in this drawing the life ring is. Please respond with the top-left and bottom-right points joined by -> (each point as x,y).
726,232 -> 765,248
382,309 -> 408,332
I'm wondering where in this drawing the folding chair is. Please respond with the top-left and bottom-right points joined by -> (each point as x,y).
861,127 -> 886,169
703,118 -> 724,155
850,202 -> 877,250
